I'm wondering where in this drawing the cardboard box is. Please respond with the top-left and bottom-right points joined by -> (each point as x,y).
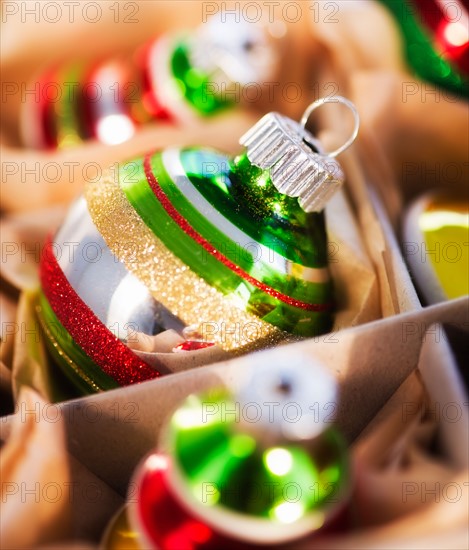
1,110 -> 467,549
1,297 -> 467,548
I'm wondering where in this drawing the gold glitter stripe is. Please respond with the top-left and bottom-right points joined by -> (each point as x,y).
85,170 -> 289,352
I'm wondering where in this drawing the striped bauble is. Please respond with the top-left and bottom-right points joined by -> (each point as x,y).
38,124 -> 335,394
21,17 -> 276,150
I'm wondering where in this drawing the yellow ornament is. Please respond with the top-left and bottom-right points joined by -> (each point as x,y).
403,192 -> 469,303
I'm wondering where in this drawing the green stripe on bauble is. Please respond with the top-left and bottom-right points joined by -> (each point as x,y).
36,291 -> 119,394
54,63 -> 86,147
181,150 -> 330,267
119,148 -> 333,336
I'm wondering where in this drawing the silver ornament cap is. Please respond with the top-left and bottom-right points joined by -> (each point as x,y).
235,347 -> 339,447
189,16 -> 277,86
239,96 -> 359,213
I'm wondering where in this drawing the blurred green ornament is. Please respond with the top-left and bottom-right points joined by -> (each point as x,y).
379,0 -> 469,97
162,350 -> 350,544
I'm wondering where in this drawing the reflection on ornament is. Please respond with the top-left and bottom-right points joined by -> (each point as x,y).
37,98 -> 358,395
403,191 -> 469,304
21,15 -> 278,149
96,114 -> 136,145
124,353 -> 349,549
442,21 -> 469,48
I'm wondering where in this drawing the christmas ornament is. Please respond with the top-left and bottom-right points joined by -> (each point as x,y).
21,16 -> 277,150
37,96 -> 359,395
403,190 -> 469,304
120,352 -> 349,549
101,506 -> 140,550
379,0 -> 469,97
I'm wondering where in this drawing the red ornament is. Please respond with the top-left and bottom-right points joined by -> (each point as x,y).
132,454 -> 243,550
412,0 -> 469,73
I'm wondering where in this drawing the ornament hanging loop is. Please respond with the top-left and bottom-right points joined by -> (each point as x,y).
300,96 -> 360,158
239,95 -> 360,212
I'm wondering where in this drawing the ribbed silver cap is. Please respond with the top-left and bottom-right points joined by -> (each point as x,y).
235,347 -> 338,445
239,112 -> 345,213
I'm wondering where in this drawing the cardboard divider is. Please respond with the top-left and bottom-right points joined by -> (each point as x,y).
3,297 -> 466,498
418,325 -> 469,470
333,323 -> 469,548
340,151 -> 421,318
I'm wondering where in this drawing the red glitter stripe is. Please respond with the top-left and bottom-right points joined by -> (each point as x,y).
143,153 -> 332,313
40,237 -> 161,386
